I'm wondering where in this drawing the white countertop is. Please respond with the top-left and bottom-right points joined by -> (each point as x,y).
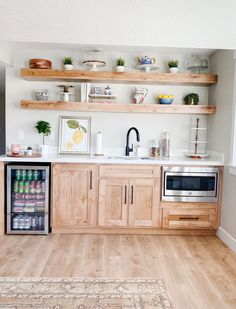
0,152 -> 224,166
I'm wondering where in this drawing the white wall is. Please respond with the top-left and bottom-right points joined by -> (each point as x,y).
208,50 -> 236,240
0,0 -> 236,49
5,46 -> 209,154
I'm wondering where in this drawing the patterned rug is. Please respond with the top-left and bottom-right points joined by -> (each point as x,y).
0,278 -> 172,309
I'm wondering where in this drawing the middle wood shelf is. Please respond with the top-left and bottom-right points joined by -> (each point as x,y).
20,100 -> 216,114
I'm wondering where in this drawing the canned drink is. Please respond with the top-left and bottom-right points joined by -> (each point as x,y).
33,170 -> 40,181
19,181 -> 24,193
35,181 -> 42,193
27,170 -> 33,181
29,181 -> 36,194
13,180 -> 19,193
21,170 -> 27,181
12,216 -> 19,229
31,217 -> 36,229
41,181 -> 46,193
15,170 -> 21,181
38,216 -> 45,229
24,215 -> 31,230
24,181 -> 30,193
41,170 -> 46,180
18,215 -> 24,230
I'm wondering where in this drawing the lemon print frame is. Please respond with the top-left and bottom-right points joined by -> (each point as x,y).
59,116 -> 91,155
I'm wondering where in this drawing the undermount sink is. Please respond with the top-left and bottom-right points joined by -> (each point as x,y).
107,156 -> 151,160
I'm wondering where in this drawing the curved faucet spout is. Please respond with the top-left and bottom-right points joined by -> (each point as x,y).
125,127 -> 140,156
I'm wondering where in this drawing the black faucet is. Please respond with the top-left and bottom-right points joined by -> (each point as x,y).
125,127 -> 140,156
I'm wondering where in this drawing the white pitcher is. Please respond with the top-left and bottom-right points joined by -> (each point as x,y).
133,87 -> 148,104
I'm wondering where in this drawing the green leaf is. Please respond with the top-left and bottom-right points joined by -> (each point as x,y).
67,120 -> 79,129
80,125 -> 87,133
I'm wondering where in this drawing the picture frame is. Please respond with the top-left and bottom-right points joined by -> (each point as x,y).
58,116 -> 91,155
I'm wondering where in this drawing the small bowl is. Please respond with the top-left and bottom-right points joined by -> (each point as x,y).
159,98 -> 174,104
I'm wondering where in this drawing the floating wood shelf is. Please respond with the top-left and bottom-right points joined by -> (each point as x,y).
20,100 -> 216,114
21,69 -> 217,86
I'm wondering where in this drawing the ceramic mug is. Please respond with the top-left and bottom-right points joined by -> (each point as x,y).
137,56 -> 156,65
133,87 -> 148,104
11,144 -> 20,155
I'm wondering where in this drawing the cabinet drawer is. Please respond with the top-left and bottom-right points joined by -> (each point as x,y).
162,208 -> 217,229
99,165 -> 160,179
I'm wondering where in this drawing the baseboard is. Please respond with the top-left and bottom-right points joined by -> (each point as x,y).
217,227 -> 236,253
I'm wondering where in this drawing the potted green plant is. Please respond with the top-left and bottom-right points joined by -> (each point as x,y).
35,120 -> 52,156
168,60 -> 179,73
115,57 -> 125,72
27,146 -> 33,156
63,57 -> 73,70
184,93 -> 199,105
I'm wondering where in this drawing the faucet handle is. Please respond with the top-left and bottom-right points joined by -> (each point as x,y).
131,144 -> 134,152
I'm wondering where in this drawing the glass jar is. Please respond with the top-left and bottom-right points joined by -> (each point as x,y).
150,140 -> 160,157
162,132 -> 170,157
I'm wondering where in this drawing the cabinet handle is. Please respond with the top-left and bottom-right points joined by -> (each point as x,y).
131,185 -> 134,204
90,171 -> 92,190
178,216 -> 200,221
124,185 -> 127,204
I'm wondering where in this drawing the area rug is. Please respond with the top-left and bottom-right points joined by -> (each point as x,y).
0,278 -> 172,309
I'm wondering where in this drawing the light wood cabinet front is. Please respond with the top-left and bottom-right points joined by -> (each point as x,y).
162,208 -> 217,229
98,179 -> 129,227
52,164 -> 97,227
98,165 -> 161,228
128,178 -> 160,227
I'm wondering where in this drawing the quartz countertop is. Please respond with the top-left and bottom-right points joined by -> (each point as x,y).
0,152 -> 224,166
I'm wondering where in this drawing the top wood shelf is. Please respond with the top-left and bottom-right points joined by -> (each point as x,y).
20,69 -> 218,86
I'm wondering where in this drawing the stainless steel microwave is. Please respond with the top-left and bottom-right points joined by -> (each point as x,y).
162,166 -> 219,202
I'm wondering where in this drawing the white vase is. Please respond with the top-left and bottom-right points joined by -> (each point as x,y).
169,67 -> 179,73
41,145 -> 49,157
116,66 -> 125,72
62,92 -> 70,102
64,64 -> 73,70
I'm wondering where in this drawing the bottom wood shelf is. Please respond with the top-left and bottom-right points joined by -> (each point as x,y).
20,100 -> 216,114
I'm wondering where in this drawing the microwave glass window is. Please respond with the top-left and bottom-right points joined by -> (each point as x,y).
166,176 -> 216,191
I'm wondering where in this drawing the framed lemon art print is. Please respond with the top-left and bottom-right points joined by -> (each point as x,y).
58,116 -> 91,155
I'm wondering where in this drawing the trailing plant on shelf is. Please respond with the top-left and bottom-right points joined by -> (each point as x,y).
115,57 -> 125,72
168,60 -> 179,73
184,93 -> 199,105
63,57 -> 73,70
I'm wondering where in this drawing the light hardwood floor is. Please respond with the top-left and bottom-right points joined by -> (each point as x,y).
0,234 -> 235,309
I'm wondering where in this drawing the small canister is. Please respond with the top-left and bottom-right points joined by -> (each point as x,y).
151,140 -> 160,157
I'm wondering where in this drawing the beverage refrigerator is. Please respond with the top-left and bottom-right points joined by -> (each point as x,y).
6,164 -> 50,235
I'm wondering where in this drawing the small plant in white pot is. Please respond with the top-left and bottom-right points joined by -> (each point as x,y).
168,60 -> 179,73
63,57 -> 73,70
27,146 -> 33,156
35,120 -> 52,157
115,57 -> 125,72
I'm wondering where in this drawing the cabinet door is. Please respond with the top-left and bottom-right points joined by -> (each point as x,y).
52,164 -> 97,227
98,179 -> 129,227
128,178 -> 160,227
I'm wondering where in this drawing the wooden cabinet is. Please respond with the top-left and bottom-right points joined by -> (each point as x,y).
52,164 -> 97,227
162,208 -> 217,229
161,202 -> 218,229
98,165 -> 161,228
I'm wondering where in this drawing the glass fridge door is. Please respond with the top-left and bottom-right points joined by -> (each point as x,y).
7,165 -> 49,234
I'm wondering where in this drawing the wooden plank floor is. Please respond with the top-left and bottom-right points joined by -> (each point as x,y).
0,234 -> 235,308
